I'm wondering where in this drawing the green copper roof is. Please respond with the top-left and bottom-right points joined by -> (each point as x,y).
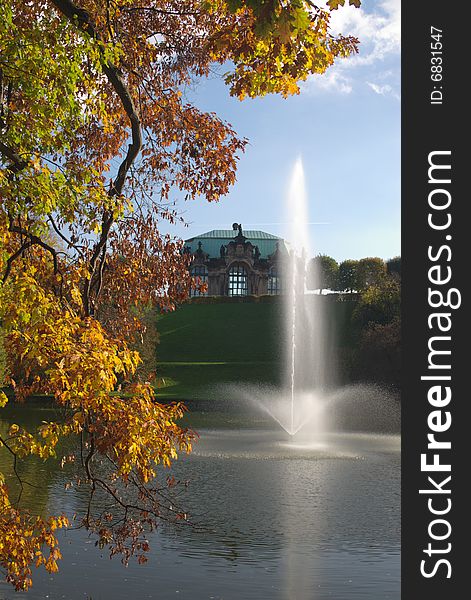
185,229 -> 286,259
189,229 -> 281,240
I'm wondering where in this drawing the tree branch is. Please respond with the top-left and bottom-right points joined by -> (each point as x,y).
9,222 -> 59,275
50,0 -> 144,315
2,241 -> 33,283
0,142 -> 29,174
50,0 -> 142,198
48,214 -> 85,259
0,435 -> 24,506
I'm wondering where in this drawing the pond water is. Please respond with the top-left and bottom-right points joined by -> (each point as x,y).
0,405 -> 400,600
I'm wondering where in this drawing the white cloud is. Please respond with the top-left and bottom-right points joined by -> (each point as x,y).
301,69 -> 353,95
304,0 -> 400,96
329,0 -> 400,64
367,81 -> 391,94
367,81 -> 400,100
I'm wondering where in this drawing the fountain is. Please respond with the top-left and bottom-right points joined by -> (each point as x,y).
226,157 -> 399,438
282,157 -> 328,435
247,156 -> 334,436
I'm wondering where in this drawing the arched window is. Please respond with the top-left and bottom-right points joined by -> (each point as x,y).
268,266 -> 281,295
228,264 -> 248,296
190,265 -> 208,297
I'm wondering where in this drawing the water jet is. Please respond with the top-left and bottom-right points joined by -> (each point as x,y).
227,158 -> 400,439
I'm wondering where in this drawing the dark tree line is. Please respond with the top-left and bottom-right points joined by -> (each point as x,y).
305,254 -> 401,387
307,255 -> 401,293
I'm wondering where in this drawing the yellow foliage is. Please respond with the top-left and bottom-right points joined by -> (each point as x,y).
0,479 -> 69,591
0,265 -> 194,589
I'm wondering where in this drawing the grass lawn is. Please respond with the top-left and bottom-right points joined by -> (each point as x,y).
154,298 -> 356,402
155,301 -> 284,401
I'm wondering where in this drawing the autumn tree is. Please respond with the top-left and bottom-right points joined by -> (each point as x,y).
307,254 -> 339,292
337,259 -> 358,292
0,0 -> 360,589
355,257 -> 386,291
351,276 -> 401,386
352,276 -> 401,331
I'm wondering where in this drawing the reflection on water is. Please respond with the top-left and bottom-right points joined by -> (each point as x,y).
0,405 -> 400,600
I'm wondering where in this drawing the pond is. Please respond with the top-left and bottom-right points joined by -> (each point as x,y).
0,404 -> 400,600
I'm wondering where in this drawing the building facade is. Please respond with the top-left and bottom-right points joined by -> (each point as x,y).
184,224 -> 288,297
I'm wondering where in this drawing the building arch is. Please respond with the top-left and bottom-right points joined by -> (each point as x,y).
227,263 -> 249,296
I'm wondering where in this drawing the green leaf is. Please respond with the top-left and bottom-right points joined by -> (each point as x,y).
328,0 -> 362,8
291,7 -> 310,32
327,0 -> 345,9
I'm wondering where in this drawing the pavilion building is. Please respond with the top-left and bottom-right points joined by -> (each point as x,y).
184,224 -> 288,297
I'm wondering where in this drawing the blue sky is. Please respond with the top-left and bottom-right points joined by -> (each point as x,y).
164,0 -> 400,263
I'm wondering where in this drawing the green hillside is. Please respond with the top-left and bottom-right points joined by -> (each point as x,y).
155,301 -> 284,401
155,298 -> 355,402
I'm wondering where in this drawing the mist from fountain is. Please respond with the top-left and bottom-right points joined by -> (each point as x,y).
222,157 -> 399,439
